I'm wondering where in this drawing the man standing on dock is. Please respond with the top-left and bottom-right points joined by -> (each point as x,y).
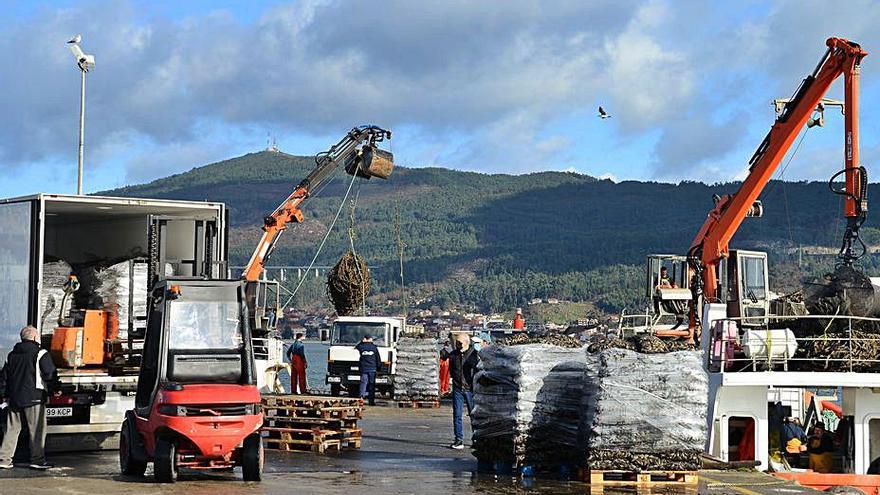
441,334 -> 479,450
0,326 -> 58,470
355,335 -> 380,406
286,333 -> 308,394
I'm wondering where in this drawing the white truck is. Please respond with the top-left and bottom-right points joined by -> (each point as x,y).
325,316 -> 403,397
0,193 -> 282,451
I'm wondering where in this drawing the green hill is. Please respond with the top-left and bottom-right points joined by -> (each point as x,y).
103,150 -> 880,316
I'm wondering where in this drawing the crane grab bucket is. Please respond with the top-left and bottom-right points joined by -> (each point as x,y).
346,145 -> 394,180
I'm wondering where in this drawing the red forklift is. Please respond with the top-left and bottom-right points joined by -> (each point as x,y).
119,279 -> 264,482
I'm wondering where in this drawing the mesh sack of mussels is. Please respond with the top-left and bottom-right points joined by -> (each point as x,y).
326,251 -> 371,316
67,260 -> 150,339
471,343 -> 596,470
502,332 -> 583,348
587,348 -> 707,472
40,261 -> 75,336
393,337 -> 440,401
77,261 -> 149,339
586,334 -> 694,354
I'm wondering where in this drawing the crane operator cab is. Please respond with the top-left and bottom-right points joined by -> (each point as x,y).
120,279 -> 263,483
725,250 -> 771,323
646,255 -> 692,325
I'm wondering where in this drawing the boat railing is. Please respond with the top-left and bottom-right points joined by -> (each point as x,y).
251,337 -> 272,361
708,313 -> 880,373
617,309 -> 653,336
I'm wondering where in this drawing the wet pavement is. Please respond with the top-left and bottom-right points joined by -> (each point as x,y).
0,405 -> 815,495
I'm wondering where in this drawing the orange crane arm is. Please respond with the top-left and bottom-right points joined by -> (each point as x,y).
689,37 -> 867,301
242,126 -> 392,282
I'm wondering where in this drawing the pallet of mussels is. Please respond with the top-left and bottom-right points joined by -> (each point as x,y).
261,394 -> 363,453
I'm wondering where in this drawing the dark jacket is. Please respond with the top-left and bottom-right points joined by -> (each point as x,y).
287,340 -> 307,364
441,347 -> 479,391
355,342 -> 381,373
808,432 -> 834,455
0,340 -> 59,410
782,422 -> 807,443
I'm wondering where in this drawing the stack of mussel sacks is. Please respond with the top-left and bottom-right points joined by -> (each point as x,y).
472,333 -> 707,475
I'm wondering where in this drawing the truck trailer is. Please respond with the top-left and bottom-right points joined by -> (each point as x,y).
0,193 -> 272,451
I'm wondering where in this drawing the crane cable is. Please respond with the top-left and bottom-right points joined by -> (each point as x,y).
347,180 -> 367,316
777,127 -> 810,272
282,168 -> 360,310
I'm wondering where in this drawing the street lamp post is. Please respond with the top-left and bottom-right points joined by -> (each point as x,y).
67,35 -> 95,195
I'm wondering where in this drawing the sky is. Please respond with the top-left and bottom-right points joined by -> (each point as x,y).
2,0 -> 880,197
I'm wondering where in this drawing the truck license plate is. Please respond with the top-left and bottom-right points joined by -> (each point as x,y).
46,407 -> 73,418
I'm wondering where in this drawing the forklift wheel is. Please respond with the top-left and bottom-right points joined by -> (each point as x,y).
119,421 -> 146,477
154,437 -> 178,483
241,433 -> 263,482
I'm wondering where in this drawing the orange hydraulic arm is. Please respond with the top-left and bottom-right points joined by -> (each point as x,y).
242,125 -> 392,282
689,37 -> 867,306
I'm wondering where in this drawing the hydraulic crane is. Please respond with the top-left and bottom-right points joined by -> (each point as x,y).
242,125 -> 393,282
241,125 -> 393,334
685,37 -> 868,339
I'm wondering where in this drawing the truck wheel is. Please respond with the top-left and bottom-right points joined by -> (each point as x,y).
119,421 -> 146,477
154,437 -> 178,483
330,384 -> 341,397
241,433 -> 263,482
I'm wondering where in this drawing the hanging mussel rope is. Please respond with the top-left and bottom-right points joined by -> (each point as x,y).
327,250 -> 371,316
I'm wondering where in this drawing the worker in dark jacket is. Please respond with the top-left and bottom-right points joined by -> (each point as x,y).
355,335 -> 380,406
286,333 -> 308,394
440,334 -> 480,449
0,326 -> 59,469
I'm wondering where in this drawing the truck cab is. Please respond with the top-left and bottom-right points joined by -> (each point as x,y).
326,316 -> 402,396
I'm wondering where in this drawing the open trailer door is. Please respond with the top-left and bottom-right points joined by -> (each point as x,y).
0,199 -> 39,363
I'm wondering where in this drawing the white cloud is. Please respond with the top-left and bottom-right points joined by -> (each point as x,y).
2,0 -> 880,185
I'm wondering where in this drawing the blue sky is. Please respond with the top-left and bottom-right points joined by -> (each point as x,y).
2,0 -> 880,197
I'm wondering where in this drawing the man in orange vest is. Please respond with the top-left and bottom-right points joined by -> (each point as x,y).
513,308 -> 525,330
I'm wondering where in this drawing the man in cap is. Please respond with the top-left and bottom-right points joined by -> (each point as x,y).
440,334 -> 480,449
0,326 -> 59,469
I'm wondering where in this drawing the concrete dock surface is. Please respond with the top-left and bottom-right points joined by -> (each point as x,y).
0,405 -> 818,495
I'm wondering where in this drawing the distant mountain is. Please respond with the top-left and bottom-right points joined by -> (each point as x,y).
103,150 -> 880,315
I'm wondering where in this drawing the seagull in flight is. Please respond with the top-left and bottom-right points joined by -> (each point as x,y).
68,34 -> 81,44
597,106 -> 611,119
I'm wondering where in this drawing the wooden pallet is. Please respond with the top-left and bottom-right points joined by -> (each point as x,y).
261,426 -> 362,453
263,394 -> 363,408
393,399 -> 440,408
262,395 -> 363,420
261,395 -> 363,454
588,470 -> 698,486
263,415 -> 360,429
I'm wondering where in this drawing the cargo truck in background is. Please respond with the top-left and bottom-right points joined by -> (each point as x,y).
326,316 -> 403,397
0,193 -> 283,451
